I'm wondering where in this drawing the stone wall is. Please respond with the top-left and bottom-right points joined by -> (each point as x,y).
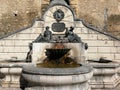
0,20 -> 119,62
0,0 -> 120,38
0,0 -> 42,36
0,0 -> 119,62
0,21 -> 44,61
75,0 -> 120,38
75,21 -> 120,62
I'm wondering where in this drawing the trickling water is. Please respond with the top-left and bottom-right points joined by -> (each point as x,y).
37,58 -> 81,68
37,43 -> 81,68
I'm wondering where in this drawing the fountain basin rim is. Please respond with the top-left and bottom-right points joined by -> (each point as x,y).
22,64 -> 93,75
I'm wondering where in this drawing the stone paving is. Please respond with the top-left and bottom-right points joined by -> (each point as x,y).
0,88 -> 22,90
92,84 -> 120,90
0,85 -> 120,90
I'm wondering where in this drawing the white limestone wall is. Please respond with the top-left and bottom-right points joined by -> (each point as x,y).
0,21 -> 44,61
75,21 -> 120,62
0,20 -> 119,62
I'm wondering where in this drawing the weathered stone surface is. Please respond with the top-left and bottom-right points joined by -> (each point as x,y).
22,64 -> 92,75
0,63 -> 31,88
25,83 -> 91,90
0,1 -> 119,63
0,0 -> 119,38
0,18 -> 119,62
32,43 -> 86,63
89,63 -> 120,89
22,64 -> 93,90
0,87 -> 22,90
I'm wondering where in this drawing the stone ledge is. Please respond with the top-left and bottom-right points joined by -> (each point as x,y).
0,62 -> 30,88
0,62 -> 32,68
89,63 -> 120,68
22,64 -> 93,75
0,87 -> 22,90
89,62 -> 120,89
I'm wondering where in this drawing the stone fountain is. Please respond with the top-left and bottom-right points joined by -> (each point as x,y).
22,0 -> 93,90
22,26 -> 93,90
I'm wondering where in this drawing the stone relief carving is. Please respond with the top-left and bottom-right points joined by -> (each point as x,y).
53,9 -> 65,22
65,27 -> 82,43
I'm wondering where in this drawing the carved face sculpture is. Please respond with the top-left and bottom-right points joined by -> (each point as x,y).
53,9 -> 65,22
43,5 -> 74,33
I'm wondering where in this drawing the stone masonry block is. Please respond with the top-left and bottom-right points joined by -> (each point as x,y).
2,40 -> 31,46
87,34 -> 97,40
0,53 -> 27,61
115,54 -> 120,60
3,40 -> 15,46
79,34 -> 97,40
9,68 -> 22,74
0,68 -> 9,74
87,53 -> 100,60
14,40 -> 32,46
97,47 -> 117,53
87,47 -> 97,53
11,75 -> 20,82
3,75 -> 11,82
0,46 -> 4,52
32,21 -> 44,28
6,33 -> 39,40
0,40 -> 5,46
81,27 -> 88,34
84,40 -> 114,46
97,34 -> 111,40
11,34 -> 33,40
98,53 -> 115,60
116,46 -> 120,53
74,28 -> 82,34
0,67 -> 23,88
78,34 -> 88,40
32,28 -> 43,34
19,28 -> 33,34
3,34 -> 17,40
88,29 -> 98,34
114,41 -> 120,46
88,53 -> 115,60
75,21 -> 84,28
18,27 -> 42,35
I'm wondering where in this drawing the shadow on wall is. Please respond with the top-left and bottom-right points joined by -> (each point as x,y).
20,75 -> 28,90
0,73 -> 5,86
0,73 -> 5,79
78,12 -> 102,27
0,11 -> 38,37
108,14 -> 120,31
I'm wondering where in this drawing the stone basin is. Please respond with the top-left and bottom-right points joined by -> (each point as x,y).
0,62 -> 30,88
89,62 -> 120,89
22,64 -> 93,90
45,48 -> 71,59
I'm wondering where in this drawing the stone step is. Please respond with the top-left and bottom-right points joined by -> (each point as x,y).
0,87 -> 22,90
